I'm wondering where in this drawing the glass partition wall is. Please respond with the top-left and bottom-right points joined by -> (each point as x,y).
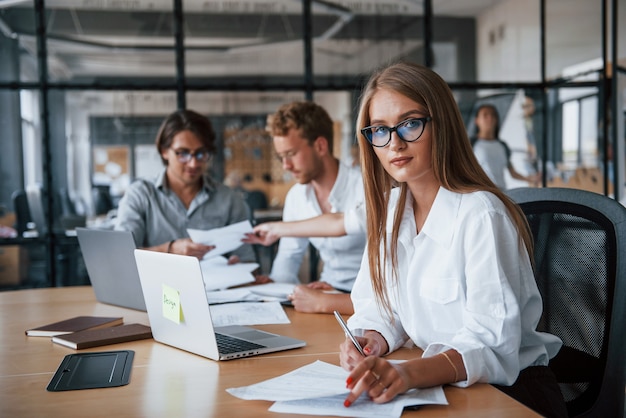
0,0 -> 623,288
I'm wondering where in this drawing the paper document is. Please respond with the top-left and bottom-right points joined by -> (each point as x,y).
210,301 -> 290,327
227,360 -> 447,418
188,220 -> 253,258
206,288 -> 264,305
246,283 -> 296,299
269,390 -> 438,418
199,256 -> 257,290
206,288 -> 285,305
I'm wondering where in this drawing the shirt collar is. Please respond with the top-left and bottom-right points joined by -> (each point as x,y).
388,186 -> 459,250
155,168 -> 216,194
327,162 -> 350,212
420,187 -> 460,249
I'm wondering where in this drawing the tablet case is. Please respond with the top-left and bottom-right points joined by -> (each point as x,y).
46,350 -> 134,391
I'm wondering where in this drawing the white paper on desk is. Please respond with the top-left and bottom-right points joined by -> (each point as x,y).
247,283 -> 296,299
227,360 -> 348,401
206,288 -> 260,304
188,220 -> 253,258
200,256 -> 258,290
210,301 -> 290,327
270,387 -> 447,418
206,288 -> 283,305
227,360 -> 447,418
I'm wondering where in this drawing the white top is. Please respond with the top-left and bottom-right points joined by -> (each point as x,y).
270,162 -> 366,291
472,139 -> 509,189
348,187 -> 562,386
343,201 -> 367,235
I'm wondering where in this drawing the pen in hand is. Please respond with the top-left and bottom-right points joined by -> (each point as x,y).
333,310 -> 365,357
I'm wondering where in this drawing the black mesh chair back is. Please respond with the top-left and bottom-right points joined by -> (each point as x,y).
245,190 -> 269,212
11,189 -> 32,236
507,187 -> 626,417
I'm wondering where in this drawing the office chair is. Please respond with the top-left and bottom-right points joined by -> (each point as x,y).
506,187 -> 626,417
244,190 -> 270,271
245,190 -> 269,212
11,189 -> 32,236
25,184 -> 49,236
92,185 -> 114,216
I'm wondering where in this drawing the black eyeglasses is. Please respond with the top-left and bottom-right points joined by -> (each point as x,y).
172,148 -> 211,163
361,117 -> 432,148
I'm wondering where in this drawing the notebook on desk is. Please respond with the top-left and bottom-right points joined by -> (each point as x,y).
76,228 -> 146,311
133,249 -> 306,361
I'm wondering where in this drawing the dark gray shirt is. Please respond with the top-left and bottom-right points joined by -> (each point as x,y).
114,169 -> 256,262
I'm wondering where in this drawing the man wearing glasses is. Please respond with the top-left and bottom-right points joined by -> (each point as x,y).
114,109 -> 255,263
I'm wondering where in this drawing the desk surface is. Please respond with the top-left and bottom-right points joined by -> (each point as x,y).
0,287 -> 538,417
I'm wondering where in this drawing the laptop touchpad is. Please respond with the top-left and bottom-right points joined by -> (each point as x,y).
236,330 -> 275,341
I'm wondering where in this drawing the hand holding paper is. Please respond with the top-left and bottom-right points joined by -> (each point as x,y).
188,220 -> 253,259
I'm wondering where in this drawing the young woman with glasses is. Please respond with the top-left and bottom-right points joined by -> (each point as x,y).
114,109 -> 256,263
339,62 -> 567,418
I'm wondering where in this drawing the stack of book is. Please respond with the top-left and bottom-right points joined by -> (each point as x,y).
25,316 -> 152,349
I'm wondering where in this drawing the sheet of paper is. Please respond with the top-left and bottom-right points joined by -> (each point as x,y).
199,256 -> 258,290
205,288 -> 284,305
226,360 -> 447,418
270,388 -> 447,418
206,288 -> 260,304
227,360 -> 348,401
210,301 -> 290,327
188,220 -> 253,258
269,393 -> 405,418
246,283 -> 296,299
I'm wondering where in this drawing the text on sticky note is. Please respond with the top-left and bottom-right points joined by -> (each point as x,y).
162,283 -> 182,324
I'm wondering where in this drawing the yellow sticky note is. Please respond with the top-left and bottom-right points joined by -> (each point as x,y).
162,284 -> 182,324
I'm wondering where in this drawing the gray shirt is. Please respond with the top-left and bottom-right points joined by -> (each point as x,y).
114,169 -> 256,262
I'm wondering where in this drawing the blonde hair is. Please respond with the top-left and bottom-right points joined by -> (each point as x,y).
268,101 -> 334,149
356,61 -> 533,319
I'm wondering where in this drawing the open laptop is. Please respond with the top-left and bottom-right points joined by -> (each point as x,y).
133,249 -> 306,360
76,228 -> 146,311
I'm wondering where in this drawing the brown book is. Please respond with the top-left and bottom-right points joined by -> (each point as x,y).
51,323 -> 152,349
25,316 -> 124,337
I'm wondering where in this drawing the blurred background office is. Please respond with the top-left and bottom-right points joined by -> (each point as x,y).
0,0 -> 624,288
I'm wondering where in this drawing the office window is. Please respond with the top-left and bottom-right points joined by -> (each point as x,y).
0,1 -> 36,83
545,0 -> 603,81
184,1 -> 306,82
41,2 -> 177,82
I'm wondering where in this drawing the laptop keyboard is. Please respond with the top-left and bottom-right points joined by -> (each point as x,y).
216,332 -> 266,354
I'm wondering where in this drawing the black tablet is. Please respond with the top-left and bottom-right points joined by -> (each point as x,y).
47,350 -> 134,391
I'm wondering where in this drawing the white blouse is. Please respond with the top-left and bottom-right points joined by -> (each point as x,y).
348,187 -> 562,386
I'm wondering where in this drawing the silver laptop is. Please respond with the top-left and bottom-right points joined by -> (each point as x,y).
133,249 -> 306,360
76,228 -> 146,311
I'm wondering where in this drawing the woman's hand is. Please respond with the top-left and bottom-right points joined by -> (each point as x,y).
339,330 -> 388,371
343,356 -> 412,407
242,222 -> 284,246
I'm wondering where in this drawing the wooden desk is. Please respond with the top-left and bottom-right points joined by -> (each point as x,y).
0,287 -> 538,417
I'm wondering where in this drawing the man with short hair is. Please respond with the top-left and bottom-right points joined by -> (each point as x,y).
262,101 -> 366,314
